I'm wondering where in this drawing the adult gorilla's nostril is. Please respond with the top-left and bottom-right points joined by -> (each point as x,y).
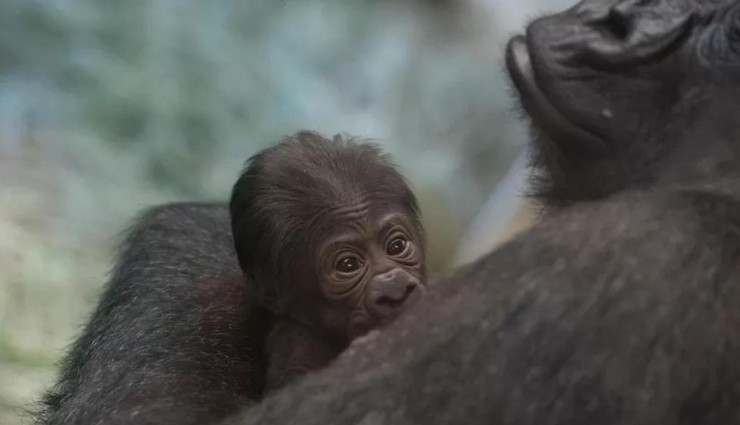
578,0 -> 693,70
586,2 -> 635,40
605,7 -> 631,39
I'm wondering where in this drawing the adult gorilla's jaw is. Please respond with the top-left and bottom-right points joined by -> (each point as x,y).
506,35 -> 608,157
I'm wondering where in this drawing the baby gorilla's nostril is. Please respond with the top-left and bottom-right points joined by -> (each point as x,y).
376,284 -> 416,309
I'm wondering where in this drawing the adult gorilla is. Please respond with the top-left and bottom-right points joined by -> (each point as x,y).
39,0 -> 740,424
227,0 -> 740,424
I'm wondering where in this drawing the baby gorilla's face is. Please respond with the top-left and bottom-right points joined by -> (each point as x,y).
313,202 -> 426,340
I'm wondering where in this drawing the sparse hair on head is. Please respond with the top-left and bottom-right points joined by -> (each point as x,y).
229,131 -> 423,313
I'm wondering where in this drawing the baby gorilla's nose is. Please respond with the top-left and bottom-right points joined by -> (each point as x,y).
367,269 -> 421,319
376,284 -> 415,309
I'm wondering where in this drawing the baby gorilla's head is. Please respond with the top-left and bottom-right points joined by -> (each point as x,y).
231,131 -> 426,343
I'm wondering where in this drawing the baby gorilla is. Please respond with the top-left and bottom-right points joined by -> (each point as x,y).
230,131 -> 427,393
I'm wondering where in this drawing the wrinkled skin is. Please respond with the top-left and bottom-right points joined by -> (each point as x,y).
35,1 -> 740,424
230,132 -> 426,392
219,1 -> 740,424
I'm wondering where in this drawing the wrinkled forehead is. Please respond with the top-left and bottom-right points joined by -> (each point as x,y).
313,201 -> 417,240
326,200 -> 415,228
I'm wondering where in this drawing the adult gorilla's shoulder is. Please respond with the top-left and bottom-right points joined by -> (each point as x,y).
37,203 -> 268,425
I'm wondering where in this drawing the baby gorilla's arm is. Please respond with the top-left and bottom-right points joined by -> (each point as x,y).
264,321 -> 342,393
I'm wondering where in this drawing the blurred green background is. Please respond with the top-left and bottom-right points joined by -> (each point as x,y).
0,0 -> 573,423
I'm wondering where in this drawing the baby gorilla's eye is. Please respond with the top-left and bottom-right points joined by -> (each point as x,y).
336,255 -> 362,274
386,237 -> 408,256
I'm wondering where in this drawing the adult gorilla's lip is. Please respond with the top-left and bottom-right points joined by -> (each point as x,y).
505,35 -> 608,157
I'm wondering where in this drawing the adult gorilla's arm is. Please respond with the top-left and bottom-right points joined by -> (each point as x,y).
37,203 -> 267,425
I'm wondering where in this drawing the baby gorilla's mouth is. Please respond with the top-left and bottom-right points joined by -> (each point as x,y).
505,35 -> 608,157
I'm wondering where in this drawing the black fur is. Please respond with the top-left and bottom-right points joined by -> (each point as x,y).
36,204 -> 268,425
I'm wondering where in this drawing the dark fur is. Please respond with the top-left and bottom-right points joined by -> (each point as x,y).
35,204 -> 268,425
262,321 -> 339,392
